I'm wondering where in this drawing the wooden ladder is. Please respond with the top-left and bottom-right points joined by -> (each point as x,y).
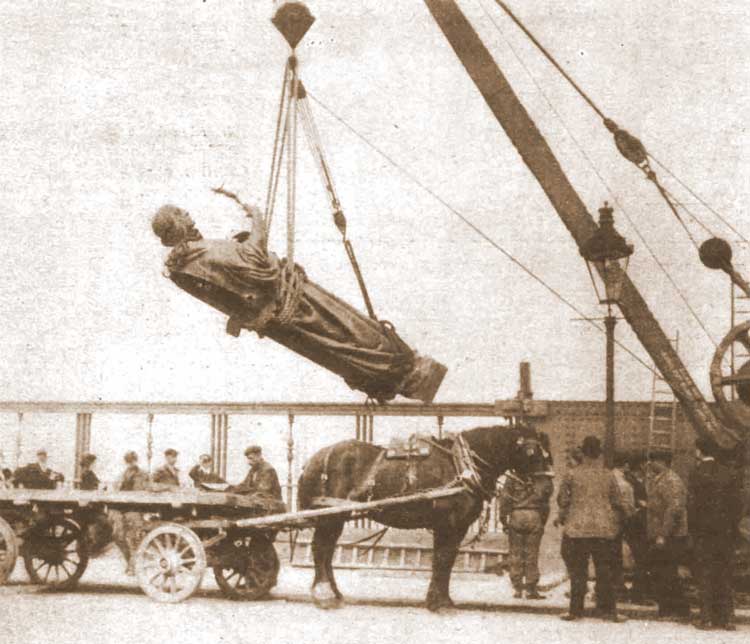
647,332 -> 679,454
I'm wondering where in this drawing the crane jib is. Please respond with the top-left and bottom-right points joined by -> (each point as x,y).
422,0 -> 738,449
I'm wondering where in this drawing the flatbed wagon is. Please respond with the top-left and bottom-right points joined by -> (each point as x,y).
0,485 -> 466,603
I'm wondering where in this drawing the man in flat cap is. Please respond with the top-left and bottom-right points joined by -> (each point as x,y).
229,446 -> 282,502
153,448 -> 182,489
646,449 -> 690,621
189,454 -> 226,488
688,438 -> 742,631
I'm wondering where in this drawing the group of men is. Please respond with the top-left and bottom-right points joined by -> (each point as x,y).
5,445 -> 283,575
501,433 -> 743,630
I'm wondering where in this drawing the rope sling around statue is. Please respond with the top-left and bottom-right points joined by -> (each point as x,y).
153,3 -> 447,403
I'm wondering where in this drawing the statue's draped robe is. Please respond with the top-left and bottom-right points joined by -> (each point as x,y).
164,235 -> 446,402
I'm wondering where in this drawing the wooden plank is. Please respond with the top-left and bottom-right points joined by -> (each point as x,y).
0,489 -> 269,511
234,487 -> 467,529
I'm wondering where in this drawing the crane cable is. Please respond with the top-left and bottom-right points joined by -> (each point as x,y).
493,0 -> 749,247
261,58 -> 378,320
307,92 -> 659,376
476,0 -> 718,347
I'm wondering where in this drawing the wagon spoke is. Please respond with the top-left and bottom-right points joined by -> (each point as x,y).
43,564 -> 52,583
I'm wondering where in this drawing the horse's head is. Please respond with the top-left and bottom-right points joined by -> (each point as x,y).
507,424 -> 551,476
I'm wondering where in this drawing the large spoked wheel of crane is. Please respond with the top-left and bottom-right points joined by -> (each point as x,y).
711,320 -> 750,431
213,538 -> 279,600
23,516 -> 89,590
0,516 -> 18,584
135,523 -> 206,603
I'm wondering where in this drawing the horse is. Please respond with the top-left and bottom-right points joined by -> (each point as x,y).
297,424 -> 550,611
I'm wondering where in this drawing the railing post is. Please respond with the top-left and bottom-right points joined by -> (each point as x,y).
286,413 -> 295,509
437,415 -> 444,439
16,412 -> 23,469
146,413 -> 154,480
221,414 -> 228,480
74,412 -> 92,483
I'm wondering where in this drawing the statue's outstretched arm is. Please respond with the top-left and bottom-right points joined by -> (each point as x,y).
212,186 -> 266,247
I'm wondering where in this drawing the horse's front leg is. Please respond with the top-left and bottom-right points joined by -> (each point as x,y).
426,524 -> 470,612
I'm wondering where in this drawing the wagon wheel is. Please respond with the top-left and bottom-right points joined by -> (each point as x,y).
23,516 -> 89,590
0,516 -> 18,584
135,523 -> 206,603
711,320 -> 750,431
213,538 -> 280,600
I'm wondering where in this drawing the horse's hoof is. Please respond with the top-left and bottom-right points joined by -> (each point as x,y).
312,582 -> 339,609
426,596 -> 455,613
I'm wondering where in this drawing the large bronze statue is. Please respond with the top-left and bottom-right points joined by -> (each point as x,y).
152,201 -> 446,402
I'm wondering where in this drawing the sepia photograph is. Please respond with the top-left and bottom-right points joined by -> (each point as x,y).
1,1 -> 748,642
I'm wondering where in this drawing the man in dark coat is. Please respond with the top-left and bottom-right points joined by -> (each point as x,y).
646,449 -> 690,621
152,448 -> 181,489
188,454 -> 226,488
557,436 -> 634,622
229,446 -> 282,502
688,438 -> 742,631
79,453 -> 100,491
14,449 -> 64,489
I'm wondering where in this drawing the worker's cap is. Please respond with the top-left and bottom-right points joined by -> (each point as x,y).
36,448 -> 47,456
124,450 -> 138,464
164,448 -> 178,457
244,445 -> 262,456
79,453 -> 97,468
199,453 -> 212,462
694,437 -> 717,457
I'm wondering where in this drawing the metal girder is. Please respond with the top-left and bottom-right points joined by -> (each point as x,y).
423,0 -> 738,448
0,400 -> 547,418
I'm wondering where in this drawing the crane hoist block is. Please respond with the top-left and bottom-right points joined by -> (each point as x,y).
163,235 -> 447,403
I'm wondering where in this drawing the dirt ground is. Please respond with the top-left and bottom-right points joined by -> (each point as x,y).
1,552 -> 746,644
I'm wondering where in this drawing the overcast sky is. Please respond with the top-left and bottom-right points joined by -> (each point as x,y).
1,0 -> 748,406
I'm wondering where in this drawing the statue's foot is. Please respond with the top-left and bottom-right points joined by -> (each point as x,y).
312,582 -> 340,609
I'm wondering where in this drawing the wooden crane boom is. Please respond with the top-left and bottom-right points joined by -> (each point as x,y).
423,0 -> 738,448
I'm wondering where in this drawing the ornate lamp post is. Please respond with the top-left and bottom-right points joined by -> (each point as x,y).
581,202 -> 634,467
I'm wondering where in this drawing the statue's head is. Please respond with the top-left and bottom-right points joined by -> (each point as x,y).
152,205 -> 202,247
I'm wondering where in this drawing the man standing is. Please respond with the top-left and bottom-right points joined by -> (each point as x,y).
688,438 -> 742,631
646,449 -> 690,621
622,453 -> 650,602
152,448 -> 181,489
610,453 -> 636,599
189,454 -> 226,488
112,451 -> 148,575
229,446 -> 283,502
557,436 -> 633,622
501,470 -> 554,599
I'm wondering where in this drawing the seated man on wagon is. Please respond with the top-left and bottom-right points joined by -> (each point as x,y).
152,448 -> 183,490
13,449 -> 64,489
228,446 -> 284,512
188,454 -> 226,488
